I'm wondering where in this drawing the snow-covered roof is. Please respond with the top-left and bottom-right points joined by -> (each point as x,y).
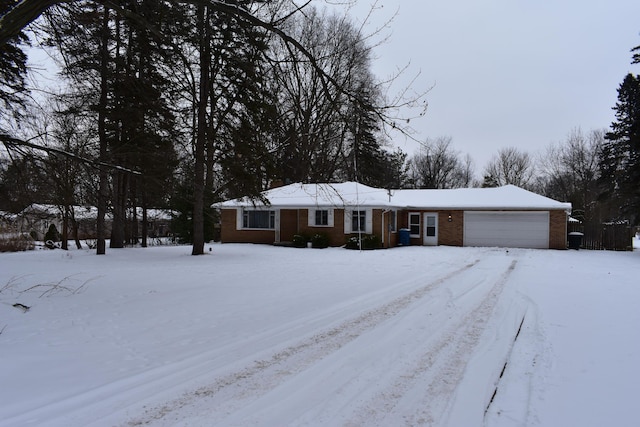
217,182 -> 393,209
392,185 -> 572,211
217,182 -> 572,211
17,204 -> 174,220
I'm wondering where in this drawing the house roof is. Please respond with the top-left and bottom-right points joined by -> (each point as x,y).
392,185 -> 572,210
217,182 -> 392,209
216,182 -> 572,211
17,204 -> 175,221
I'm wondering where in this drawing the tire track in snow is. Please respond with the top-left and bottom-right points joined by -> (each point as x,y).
126,259 -> 483,426
345,259 -> 518,426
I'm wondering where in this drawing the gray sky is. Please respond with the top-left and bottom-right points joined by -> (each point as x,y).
334,0 -> 640,173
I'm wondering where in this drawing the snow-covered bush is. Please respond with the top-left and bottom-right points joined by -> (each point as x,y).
345,234 -> 381,250
311,233 -> 329,249
292,234 -> 310,248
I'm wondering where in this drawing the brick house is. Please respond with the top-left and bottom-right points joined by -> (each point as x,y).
216,182 -> 572,249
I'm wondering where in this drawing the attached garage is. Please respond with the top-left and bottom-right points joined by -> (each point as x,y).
463,211 -> 550,249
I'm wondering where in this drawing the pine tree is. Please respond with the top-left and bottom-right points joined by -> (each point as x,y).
0,0 -> 30,128
599,72 -> 640,224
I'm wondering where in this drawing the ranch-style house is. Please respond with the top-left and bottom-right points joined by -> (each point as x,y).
216,182 -> 572,249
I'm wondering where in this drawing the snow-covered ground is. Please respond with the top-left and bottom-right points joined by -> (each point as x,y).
0,238 -> 638,426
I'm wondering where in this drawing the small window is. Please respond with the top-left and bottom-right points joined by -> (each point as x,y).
426,215 -> 436,237
409,212 -> 420,237
242,210 -> 275,229
352,210 -> 366,232
389,211 -> 397,232
315,210 -> 329,226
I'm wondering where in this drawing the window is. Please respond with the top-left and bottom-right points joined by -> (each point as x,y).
389,210 -> 397,232
352,210 -> 366,232
409,212 -> 420,237
426,215 -> 436,237
242,210 -> 275,229
344,209 -> 371,234
315,210 -> 329,226
309,209 -> 333,227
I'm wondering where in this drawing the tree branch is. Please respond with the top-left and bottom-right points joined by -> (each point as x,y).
1,133 -> 142,175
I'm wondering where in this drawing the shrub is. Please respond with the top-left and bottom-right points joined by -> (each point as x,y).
345,235 -> 360,250
344,234 -> 381,250
44,224 -> 60,242
311,233 -> 329,248
0,234 -> 35,252
44,224 -> 61,249
362,234 -> 381,249
292,234 -> 310,248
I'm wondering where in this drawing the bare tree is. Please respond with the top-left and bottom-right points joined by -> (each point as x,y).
539,128 -> 604,221
406,137 -> 474,189
483,147 -> 535,188
266,7 -> 377,183
2,0 -> 430,256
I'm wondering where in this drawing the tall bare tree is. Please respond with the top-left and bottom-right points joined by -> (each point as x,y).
267,7 -> 379,183
483,147 -> 535,189
539,128 -> 603,221
407,136 -> 474,189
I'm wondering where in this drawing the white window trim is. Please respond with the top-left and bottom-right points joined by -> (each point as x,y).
344,208 -> 373,234
308,208 -> 334,228
237,208 -> 278,230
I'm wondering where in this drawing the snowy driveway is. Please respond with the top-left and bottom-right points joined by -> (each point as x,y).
0,243 -> 638,426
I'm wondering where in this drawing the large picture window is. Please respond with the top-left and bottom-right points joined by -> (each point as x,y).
242,210 -> 275,229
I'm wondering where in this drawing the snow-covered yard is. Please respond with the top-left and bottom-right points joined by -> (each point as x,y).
0,239 -> 638,426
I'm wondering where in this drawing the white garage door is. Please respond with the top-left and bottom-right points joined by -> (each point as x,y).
463,211 -> 550,249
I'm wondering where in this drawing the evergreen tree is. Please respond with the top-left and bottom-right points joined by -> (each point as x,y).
0,0 -> 30,129
42,1 -> 179,250
599,72 -> 640,224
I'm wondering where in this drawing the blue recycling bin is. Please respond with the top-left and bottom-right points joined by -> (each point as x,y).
399,228 -> 410,246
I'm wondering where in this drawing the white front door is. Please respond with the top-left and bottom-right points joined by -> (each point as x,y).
423,212 -> 438,246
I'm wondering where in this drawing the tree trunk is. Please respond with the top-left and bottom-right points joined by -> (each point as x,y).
141,188 -> 148,247
61,206 -> 69,250
71,212 -> 82,250
192,4 -> 209,256
141,206 -> 148,247
96,5 -> 110,255
110,171 -> 127,248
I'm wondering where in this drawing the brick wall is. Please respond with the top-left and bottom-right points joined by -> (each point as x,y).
222,207 -> 568,249
279,209 -> 298,242
297,208 -> 346,247
438,210 -> 464,246
220,209 -> 275,244
549,210 -> 568,249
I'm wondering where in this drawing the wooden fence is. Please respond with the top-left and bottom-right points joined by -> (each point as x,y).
577,223 -> 634,251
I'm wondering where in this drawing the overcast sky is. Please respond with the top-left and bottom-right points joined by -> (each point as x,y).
332,0 -> 640,174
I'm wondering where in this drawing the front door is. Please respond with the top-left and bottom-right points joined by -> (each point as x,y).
423,212 -> 438,246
